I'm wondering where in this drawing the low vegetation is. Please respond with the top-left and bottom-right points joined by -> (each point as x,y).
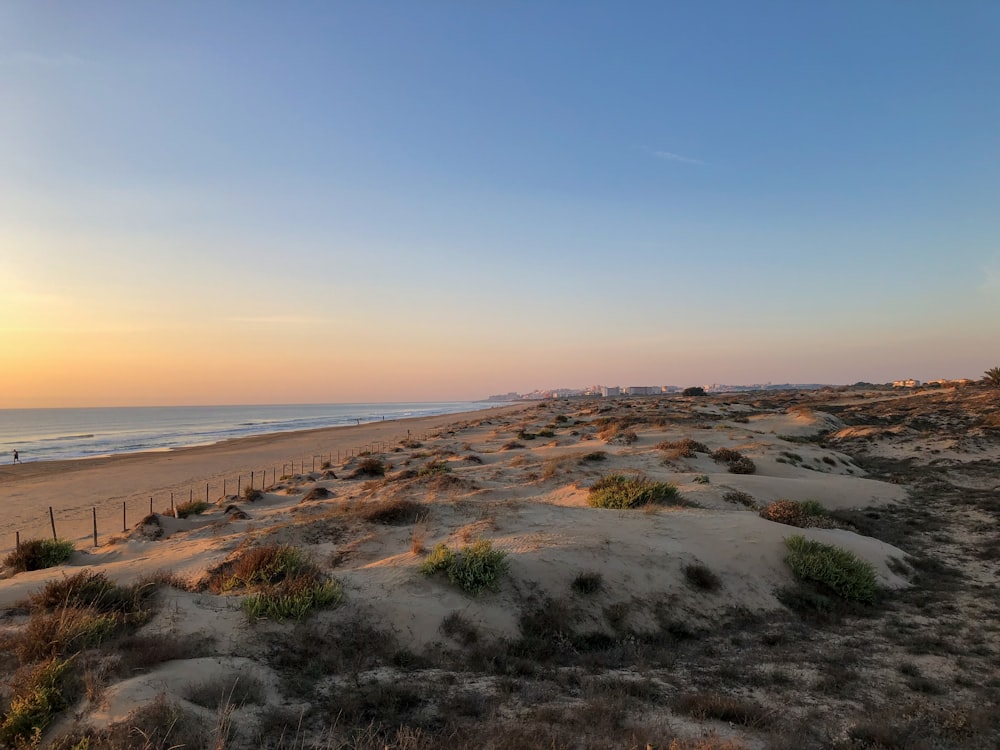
722,489 -> 757,508
588,473 -> 684,509
419,540 -> 508,595
417,459 -> 451,476
174,500 -> 210,518
604,428 -> 638,446
206,543 -> 341,621
711,448 -> 756,474
351,457 -> 388,478
3,538 -> 75,573
683,563 -> 722,592
760,499 -> 833,528
784,534 -> 878,604
242,576 -> 342,621
360,498 -> 424,525
674,692 -> 773,728
0,656 -> 74,746
571,571 -> 604,595
657,438 -> 709,457
5,389 -> 999,748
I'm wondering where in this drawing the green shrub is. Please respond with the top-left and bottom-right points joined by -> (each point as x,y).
242,578 -> 342,621
799,500 -> 827,517
0,657 -> 74,746
208,544 -> 340,621
208,544 -> 311,592
420,540 -> 508,595
4,538 -> 75,573
579,451 -> 608,463
417,459 -> 451,477
419,543 -> 455,575
447,540 -> 508,595
682,387 -> 706,397
784,535 -> 877,604
243,486 -> 263,502
588,474 -> 683,509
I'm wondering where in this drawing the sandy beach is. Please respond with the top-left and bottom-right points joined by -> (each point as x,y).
1,388 -> 997,748
0,404 -> 525,556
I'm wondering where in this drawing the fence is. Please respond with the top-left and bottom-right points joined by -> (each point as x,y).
5,430 -> 437,556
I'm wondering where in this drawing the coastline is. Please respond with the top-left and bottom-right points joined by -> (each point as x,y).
0,403 -> 528,555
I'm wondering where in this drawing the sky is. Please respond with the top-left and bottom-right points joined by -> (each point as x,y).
1,1 -> 998,407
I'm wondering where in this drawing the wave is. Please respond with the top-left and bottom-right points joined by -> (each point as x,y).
4,401 -> 492,463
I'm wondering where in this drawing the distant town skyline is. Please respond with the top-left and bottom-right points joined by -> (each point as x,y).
2,3 -> 997,408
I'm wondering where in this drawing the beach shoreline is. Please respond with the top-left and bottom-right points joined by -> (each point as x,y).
0,403 -> 528,554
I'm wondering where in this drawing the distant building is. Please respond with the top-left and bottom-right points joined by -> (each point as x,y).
892,379 -> 921,388
625,386 -> 658,396
601,386 -> 621,397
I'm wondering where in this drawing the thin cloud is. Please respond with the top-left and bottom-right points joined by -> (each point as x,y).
652,150 -> 704,165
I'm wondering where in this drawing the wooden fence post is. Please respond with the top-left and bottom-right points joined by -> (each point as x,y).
123,501 -> 127,533
92,507 -> 98,547
171,493 -> 175,517
49,507 -> 57,540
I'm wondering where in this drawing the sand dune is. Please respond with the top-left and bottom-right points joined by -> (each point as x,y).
2,389 -> 997,748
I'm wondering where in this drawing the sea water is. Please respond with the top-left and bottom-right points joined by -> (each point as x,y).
0,401 -> 497,464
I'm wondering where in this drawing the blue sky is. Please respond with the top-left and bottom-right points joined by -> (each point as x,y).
1,2 -> 998,406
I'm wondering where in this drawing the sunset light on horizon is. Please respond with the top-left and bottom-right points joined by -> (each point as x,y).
2,2 -> 998,408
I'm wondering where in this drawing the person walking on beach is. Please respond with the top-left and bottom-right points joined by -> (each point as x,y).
13,449 -> 20,464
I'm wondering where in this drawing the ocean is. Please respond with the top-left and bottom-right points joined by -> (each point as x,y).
0,401 -> 497,464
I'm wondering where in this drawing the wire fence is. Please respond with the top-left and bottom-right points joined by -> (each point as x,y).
5,429 -> 437,556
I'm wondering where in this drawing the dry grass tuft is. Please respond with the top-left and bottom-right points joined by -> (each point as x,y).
360,498 -> 425,525
674,692 -> 774,728
657,438 -> 709,457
